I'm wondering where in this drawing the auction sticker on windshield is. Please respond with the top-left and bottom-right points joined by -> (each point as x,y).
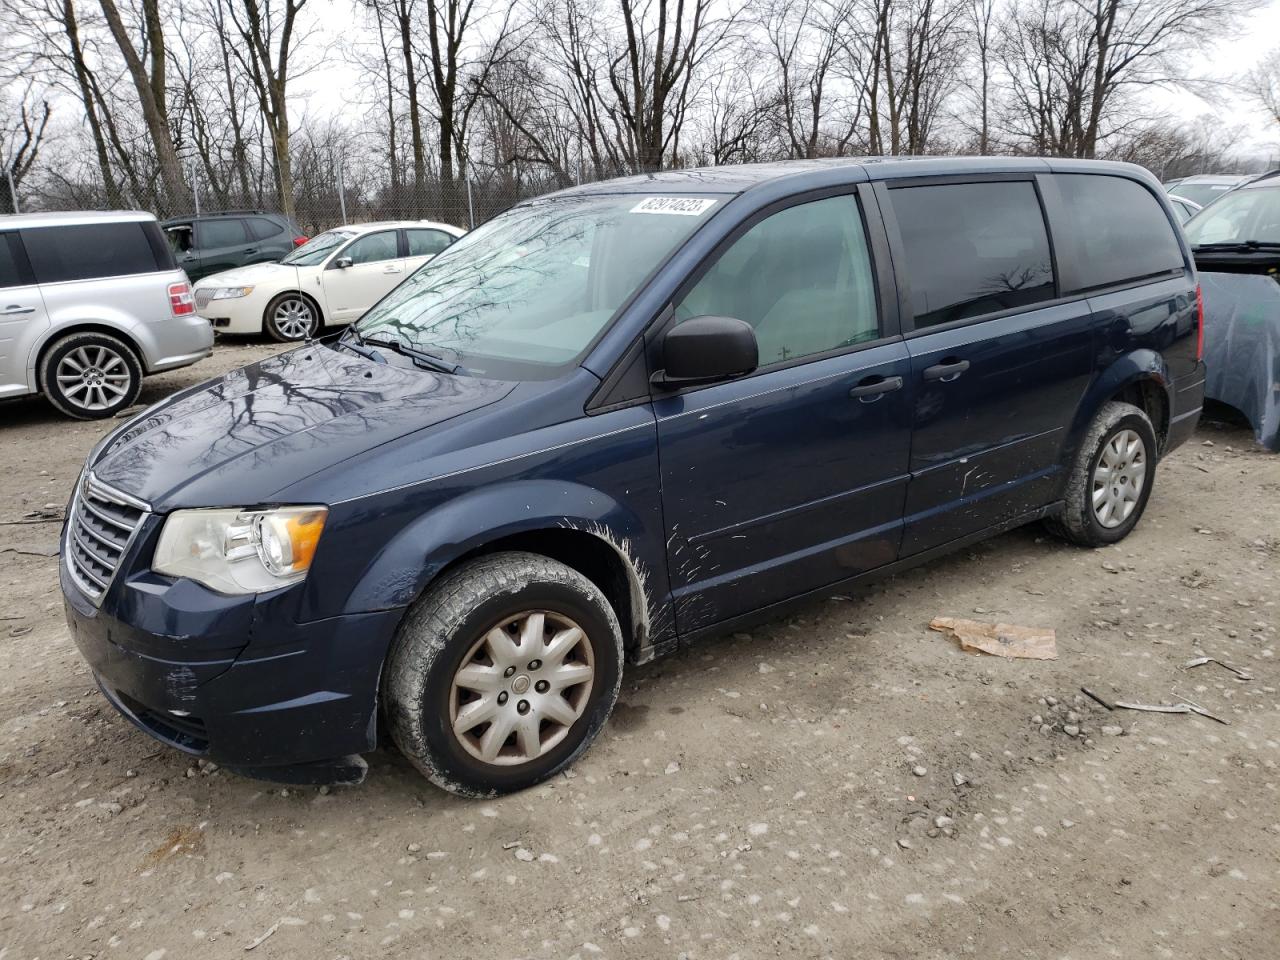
631,197 -> 717,216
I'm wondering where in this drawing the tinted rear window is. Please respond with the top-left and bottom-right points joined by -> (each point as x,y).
245,217 -> 284,240
22,222 -> 160,284
1053,175 -> 1183,292
891,181 -> 1055,329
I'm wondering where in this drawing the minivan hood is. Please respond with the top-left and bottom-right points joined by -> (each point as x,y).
90,345 -> 514,507
195,262 -> 298,287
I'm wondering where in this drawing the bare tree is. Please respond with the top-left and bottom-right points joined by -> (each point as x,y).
223,0 -> 315,218
1244,47 -> 1280,127
97,0 -> 189,207
999,0 -> 1261,158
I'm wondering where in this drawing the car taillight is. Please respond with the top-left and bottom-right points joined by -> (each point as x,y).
1195,283 -> 1204,361
293,235 -> 309,247
169,281 -> 195,316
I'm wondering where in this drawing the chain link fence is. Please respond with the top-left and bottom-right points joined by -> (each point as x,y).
7,166 -> 610,234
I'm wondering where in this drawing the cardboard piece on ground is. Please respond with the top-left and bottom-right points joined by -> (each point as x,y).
930,616 -> 1058,661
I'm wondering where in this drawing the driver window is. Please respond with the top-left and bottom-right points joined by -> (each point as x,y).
675,195 -> 879,367
343,231 -> 399,265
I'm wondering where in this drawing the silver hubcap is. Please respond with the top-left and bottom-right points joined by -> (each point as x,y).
1092,428 -> 1147,528
56,345 -> 131,411
450,610 -> 595,766
273,298 -> 314,339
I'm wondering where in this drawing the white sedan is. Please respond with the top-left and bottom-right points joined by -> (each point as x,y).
191,220 -> 465,341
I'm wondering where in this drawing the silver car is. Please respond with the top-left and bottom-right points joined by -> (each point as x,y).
0,211 -> 214,419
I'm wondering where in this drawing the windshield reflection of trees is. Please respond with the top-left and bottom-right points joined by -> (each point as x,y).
99,348 -> 499,493
358,197 -> 693,359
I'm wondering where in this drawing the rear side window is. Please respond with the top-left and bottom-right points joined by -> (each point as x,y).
21,222 -> 160,284
245,217 -> 284,240
405,229 -> 454,257
891,181 -> 1055,329
1052,175 -> 1183,292
0,233 -> 31,288
196,218 -> 247,249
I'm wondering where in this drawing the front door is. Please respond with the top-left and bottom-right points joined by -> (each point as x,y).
881,178 -> 1095,555
654,193 -> 912,635
321,230 -> 405,323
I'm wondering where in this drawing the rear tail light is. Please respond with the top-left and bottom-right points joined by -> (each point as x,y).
169,281 -> 195,317
293,235 -> 309,247
1195,283 -> 1204,361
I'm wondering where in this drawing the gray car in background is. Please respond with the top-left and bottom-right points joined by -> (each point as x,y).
0,211 -> 213,420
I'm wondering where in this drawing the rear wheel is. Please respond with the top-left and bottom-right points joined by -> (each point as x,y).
384,552 -> 623,797
40,332 -> 142,420
263,292 -> 320,341
1045,401 -> 1157,547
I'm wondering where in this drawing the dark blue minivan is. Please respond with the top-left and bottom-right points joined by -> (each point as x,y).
61,158 -> 1205,795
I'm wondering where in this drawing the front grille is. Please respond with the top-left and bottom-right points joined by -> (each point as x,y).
65,472 -> 149,605
194,290 -> 213,310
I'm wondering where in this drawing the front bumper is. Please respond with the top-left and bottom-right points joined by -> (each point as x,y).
195,289 -> 272,335
61,554 -> 404,782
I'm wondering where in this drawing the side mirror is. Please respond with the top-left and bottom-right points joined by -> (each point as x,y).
333,256 -> 353,269
653,315 -> 758,388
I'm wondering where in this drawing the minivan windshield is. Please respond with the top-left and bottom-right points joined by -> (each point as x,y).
1184,186 -> 1280,248
282,229 -> 355,266
354,193 -> 720,379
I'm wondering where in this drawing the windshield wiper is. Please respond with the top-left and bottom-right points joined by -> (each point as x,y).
337,326 -> 387,363
1194,240 -> 1280,252
364,335 -> 460,374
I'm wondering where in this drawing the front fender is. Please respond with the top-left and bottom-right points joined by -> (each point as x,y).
337,479 -> 668,652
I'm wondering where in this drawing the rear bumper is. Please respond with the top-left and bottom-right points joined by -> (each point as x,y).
1165,362 -> 1206,454
61,558 -> 403,780
142,314 -> 215,373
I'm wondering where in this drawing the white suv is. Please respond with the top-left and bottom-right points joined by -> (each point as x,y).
0,210 -> 213,419
192,220 -> 464,341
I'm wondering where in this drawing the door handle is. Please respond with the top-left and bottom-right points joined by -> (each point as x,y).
244,247 -> 259,255
1,305 -> 36,315
383,265 -> 402,274
849,374 -> 904,400
922,358 -> 970,382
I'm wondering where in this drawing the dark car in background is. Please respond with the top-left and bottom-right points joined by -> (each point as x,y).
162,210 -> 306,282
62,157 -> 1204,797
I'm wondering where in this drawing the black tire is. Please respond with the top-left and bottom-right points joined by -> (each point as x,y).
384,551 -> 624,798
263,292 -> 321,342
1044,400 -> 1158,547
39,332 -> 143,420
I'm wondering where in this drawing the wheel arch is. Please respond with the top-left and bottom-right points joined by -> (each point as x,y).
332,480 -> 667,663
1067,350 -> 1174,460
33,323 -> 147,389
263,289 -> 326,334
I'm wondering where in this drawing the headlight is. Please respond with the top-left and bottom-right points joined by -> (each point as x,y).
210,285 -> 254,299
153,506 -> 327,594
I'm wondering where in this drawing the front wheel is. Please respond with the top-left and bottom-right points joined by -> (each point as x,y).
263,292 -> 320,341
384,552 -> 624,797
1045,400 -> 1158,547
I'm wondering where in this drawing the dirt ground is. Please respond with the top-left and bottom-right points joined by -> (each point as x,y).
1,340 -> 1278,960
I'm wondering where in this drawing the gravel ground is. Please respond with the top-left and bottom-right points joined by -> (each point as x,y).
1,341 -> 1278,959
